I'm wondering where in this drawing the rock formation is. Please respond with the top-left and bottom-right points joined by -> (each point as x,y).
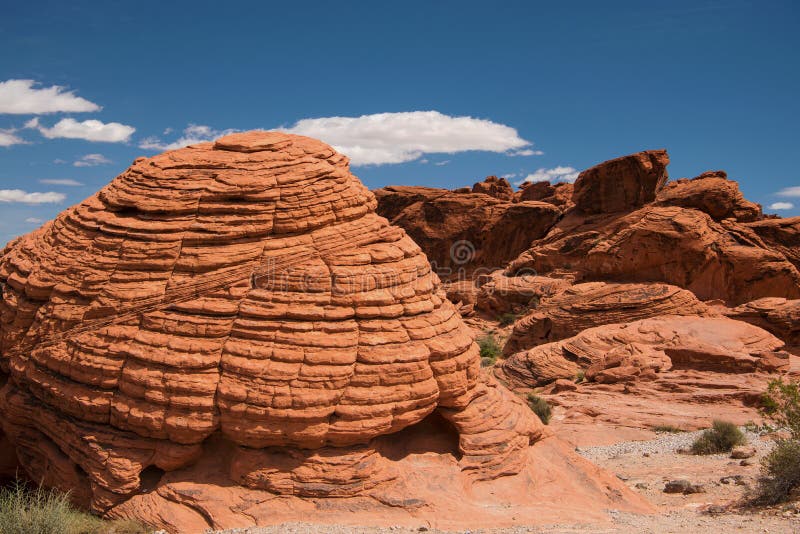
471,175 -> 515,200
374,185 -> 561,274
503,282 -> 711,355
498,316 -> 790,388
723,298 -> 800,348
517,181 -> 574,208
654,171 -> 762,222
0,132 -> 650,532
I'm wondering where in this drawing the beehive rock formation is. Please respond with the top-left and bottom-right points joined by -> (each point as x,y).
498,316 -> 790,388
502,282 -> 711,355
0,132 -> 547,518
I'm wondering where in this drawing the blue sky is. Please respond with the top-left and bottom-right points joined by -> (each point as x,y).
1,0 -> 798,244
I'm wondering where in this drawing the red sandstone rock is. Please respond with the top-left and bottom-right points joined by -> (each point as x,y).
498,315 -> 789,387
507,205 -> 800,304
473,271 -> 572,315
374,186 -> 561,274
654,171 -> 762,222
745,216 -> 800,271
572,150 -> 670,214
517,181 -> 574,208
472,175 -> 515,200
723,297 -> 800,348
0,132 -> 546,523
503,282 -> 711,355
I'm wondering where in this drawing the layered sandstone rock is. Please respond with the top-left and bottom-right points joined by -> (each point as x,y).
472,175 -> 515,200
745,216 -> 800,271
498,316 -> 789,388
723,298 -> 800,348
572,149 -> 669,214
374,186 -> 560,273
507,205 -> 800,304
654,171 -> 762,222
0,132 -> 545,519
517,180 -> 574,208
503,282 -> 710,355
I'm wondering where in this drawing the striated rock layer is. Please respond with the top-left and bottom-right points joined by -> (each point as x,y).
498,315 -> 789,388
0,132 -> 552,522
503,282 -> 711,355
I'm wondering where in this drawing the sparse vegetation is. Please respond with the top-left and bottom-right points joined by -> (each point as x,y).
527,295 -> 541,309
753,378 -> 800,504
497,312 -> 519,327
0,481 -> 150,534
478,334 -> 502,367
526,393 -> 551,424
652,424 -> 684,433
574,371 -> 585,384
690,420 -> 746,455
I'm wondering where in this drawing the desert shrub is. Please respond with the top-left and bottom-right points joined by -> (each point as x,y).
690,420 -> 746,455
761,378 -> 800,440
755,439 -> 800,504
574,371 -> 585,384
652,424 -> 683,433
477,334 -> 501,367
526,393 -> 551,424
754,378 -> 800,504
497,313 -> 519,327
0,482 -> 149,534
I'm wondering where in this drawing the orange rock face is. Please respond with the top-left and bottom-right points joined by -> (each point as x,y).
374,185 -> 561,274
503,282 -> 711,355
0,132 -> 544,518
654,171 -> 762,222
723,297 -> 800,348
498,316 -> 789,388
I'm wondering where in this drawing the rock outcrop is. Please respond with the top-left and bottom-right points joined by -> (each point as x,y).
498,316 -> 789,388
374,186 -> 561,274
517,181 -> 574,208
0,132 -> 550,524
572,150 -> 669,214
654,171 -> 762,222
472,175 -> 515,200
503,282 -> 710,355
723,298 -> 800,348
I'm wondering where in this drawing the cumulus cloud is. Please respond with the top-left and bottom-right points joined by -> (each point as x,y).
520,166 -> 580,184
139,124 -> 237,151
768,202 -> 795,210
502,173 -> 518,179
0,129 -> 24,147
24,217 -> 43,224
25,118 -> 134,143
40,179 -> 84,186
279,111 -> 533,166
0,189 -> 66,204
777,186 -> 800,198
0,79 -> 100,114
73,153 -> 112,167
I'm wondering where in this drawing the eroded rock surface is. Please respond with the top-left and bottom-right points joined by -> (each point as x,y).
503,282 -> 711,355
723,297 -> 800,348
498,316 -> 789,387
0,132 -> 548,522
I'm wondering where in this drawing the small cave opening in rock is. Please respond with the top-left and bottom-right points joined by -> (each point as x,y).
139,466 -> 166,494
377,410 -> 462,462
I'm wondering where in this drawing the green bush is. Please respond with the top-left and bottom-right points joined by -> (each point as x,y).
526,393 -> 551,424
0,482 -> 149,534
690,420 -> 746,455
497,313 -> 519,327
754,378 -> 800,504
755,439 -> 800,504
477,334 -> 501,367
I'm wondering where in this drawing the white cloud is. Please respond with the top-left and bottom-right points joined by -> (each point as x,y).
768,202 -> 795,210
0,129 -> 24,147
73,153 -> 111,167
139,124 -> 237,151
502,173 -> 518,179
0,189 -> 66,204
520,166 -> 580,184
777,187 -> 800,198
509,148 -> 544,156
0,79 -> 100,114
24,217 -> 43,224
26,117 -> 134,143
434,160 -> 450,166
39,179 -> 84,186
279,111 -> 532,166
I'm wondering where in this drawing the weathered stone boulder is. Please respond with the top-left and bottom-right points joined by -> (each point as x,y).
654,171 -> 762,222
